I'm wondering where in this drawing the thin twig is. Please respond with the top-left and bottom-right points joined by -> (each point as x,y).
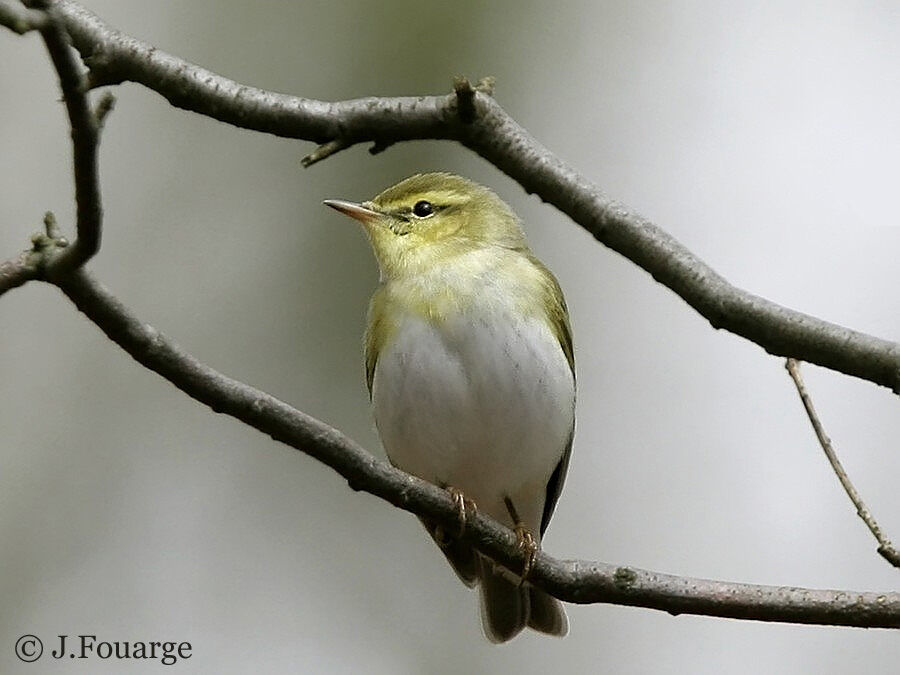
25,0 -> 106,278
44,268 -> 900,628
0,1 -> 109,294
46,0 -> 900,393
93,90 -> 116,129
368,139 -> 395,156
786,359 -> 900,568
301,138 -> 351,168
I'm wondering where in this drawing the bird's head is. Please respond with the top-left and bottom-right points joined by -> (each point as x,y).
324,172 -> 527,279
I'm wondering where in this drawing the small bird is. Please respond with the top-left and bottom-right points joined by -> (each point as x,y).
325,173 -> 575,642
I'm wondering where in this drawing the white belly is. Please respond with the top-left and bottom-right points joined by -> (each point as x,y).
371,310 -> 575,534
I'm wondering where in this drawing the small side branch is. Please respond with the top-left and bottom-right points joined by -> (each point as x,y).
453,75 -> 496,123
301,138 -> 351,168
0,2 -> 113,293
24,0 -> 110,278
785,359 -> 900,568
453,76 -> 478,123
0,213 -> 70,296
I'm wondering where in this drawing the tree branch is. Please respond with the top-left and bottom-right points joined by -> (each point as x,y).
0,251 -> 38,294
49,0 -> 900,393
0,0 -> 47,34
0,1 -> 108,297
23,0 -> 106,276
48,268 -> 900,629
786,359 -> 900,568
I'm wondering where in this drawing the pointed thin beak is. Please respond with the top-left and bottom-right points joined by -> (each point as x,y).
323,199 -> 383,225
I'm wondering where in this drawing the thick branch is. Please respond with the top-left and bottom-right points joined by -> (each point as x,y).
50,0 -> 900,393
50,269 -> 900,629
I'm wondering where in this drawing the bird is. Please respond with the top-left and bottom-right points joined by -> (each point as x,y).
324,172 -> 575,642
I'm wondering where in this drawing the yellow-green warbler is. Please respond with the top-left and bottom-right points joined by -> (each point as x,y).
325,173 -> 574,642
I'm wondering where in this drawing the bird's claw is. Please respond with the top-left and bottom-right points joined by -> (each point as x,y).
514,523 -> 538,586
503,495 -> 538,584
448,486 -> 477,538
435,486 -> 477,547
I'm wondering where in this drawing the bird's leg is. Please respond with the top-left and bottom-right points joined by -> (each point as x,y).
504,496 -> 538,586
434,486 -> 477,546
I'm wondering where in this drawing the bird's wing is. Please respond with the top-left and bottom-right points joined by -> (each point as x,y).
364,286 -> 390,399
530,255 -> 576,536
530,255 -> 574,376
540,425 -> 574,537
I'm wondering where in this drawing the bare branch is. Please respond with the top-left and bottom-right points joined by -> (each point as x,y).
368,139 -> 395,156
453,76 -> 479,123
0,0 -> 47,34
0,2 -> 110,293
452,76 -> 496,123
93,90 -> 116,129
23,0 -> 108,278
786,359 -> 900,568
0,251 -> 39,294
46,268 -> 900,628
301,138 -> 352,168
49,0 -> 900,393
0,213 -> 70,296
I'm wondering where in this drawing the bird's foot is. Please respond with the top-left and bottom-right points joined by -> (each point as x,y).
504,496 -> 538,585
513,523 -> 538,586
448,486 -> 477,537
435,486 -> 477,546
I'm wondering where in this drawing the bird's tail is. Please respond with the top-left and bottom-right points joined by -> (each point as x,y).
477,555 -> 568,643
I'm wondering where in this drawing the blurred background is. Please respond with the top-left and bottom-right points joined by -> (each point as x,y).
2,1 -> 899,672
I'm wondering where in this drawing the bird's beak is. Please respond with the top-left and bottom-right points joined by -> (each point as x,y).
323,199 -> 383,225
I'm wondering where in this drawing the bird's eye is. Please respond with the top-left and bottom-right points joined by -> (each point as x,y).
412,200 -> 434,218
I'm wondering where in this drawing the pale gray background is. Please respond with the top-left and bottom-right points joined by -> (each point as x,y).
2,1 -> 899,673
